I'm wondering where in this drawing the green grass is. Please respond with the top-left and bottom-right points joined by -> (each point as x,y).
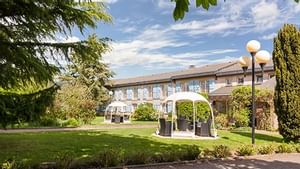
0,128 -> 283,165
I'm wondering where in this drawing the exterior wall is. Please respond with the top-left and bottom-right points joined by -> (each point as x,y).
111,71 -> 275,113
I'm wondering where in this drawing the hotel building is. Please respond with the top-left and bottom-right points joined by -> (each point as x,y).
110,61 -> 275,115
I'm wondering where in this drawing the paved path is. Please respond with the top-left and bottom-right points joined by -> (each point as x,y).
136,153 -> 300,169
0,124 -> 157,133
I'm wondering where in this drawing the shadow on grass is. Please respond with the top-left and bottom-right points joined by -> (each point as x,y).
231,131 -> 282,143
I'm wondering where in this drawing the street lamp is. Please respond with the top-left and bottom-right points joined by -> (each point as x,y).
238,40 -> 271,145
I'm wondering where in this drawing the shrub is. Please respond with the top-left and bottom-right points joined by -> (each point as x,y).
55,151 -> 75,169
176,93 -> 210,121
215,113 -> 228,129
38,116 -> 59,127
211,145 -> 231,158
233,109 -> 250,127
125,151 -> 151,165
133,103 -> 158,121
93,149 -> 124,168
237,145 -> 256,156
182,145 -> 201,160
1,159 -> 32,169
62,118 -> 80,127
295,144 -> 300,153
258,145 -> 276,155
276,143 -> 294,153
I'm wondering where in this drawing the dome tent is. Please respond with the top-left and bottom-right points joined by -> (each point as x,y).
104,101 -> 131,123
159,92 -> 217,138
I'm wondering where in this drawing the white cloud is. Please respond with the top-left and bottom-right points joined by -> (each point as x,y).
121,27 -> 137,33
251,1 -> 280,31
157,0 -> 174,9
104,25 -> 238,69
261,33 -> 277,40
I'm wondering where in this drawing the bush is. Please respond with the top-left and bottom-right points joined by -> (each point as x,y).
215,114 -> 228,129
125,151 -> 151,165
1,159 -> 33,169
211,145 -> 231,158
93,149 -> 124,168
233,108 -> 250,127
62,118 -> 80,127
176,93 -> 210,121
295,144 -> 300,153
258,145 -> 276,155
276,143 -> 294,153
55,151 -> 75,169
133,103 -> 158,121
38,116 -> 59,127
237,145 -> 256,156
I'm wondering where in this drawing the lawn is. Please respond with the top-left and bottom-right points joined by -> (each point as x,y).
0,127 -> 283,165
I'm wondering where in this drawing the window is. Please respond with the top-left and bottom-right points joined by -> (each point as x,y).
207,79 -> 215,92
153,102 -> 161,111
175,82 -> 181,92
152,85 -> 161,99
256,75 -> 263,83
138,88 -> 143,100
115,90 -> 123,100
167,84 -> 173,96
226,79 -> 232,86
188,80 -> 200,93
238,77 -> 244,85
143,88 -> 148,99
126,88 -> 133,100
126,104 -> 133,112
166,102 -> 173,112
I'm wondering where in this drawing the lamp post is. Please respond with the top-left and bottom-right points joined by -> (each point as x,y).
238,40 -> 271,144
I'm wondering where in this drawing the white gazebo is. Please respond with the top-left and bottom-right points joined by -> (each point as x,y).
159,92 -> 217,138
104,101 -> 131,123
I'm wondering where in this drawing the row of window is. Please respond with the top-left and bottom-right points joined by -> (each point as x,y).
114,80 -> 215,101
225,74 -> 273,86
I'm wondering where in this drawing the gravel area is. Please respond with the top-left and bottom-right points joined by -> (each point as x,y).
134,153 -> 300,169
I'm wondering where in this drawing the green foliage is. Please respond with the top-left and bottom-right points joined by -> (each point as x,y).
133,103 -> 158,121
0,0 -> 112,89
50,83 -> 97,124
233,108 -> 250,128
230,86 -> 273,129
258,144 -> 276,155
211,145 -> 231,158
55,151 -> 75,169
273,24 -> 300,142
176,93 -> 210,121
172,0 -> 217,20
93,149 -> 124,168
0,85 -> 57,129
61,118 -> 80,127
276,143 -> 294,153
237,145 -> 256,156
215,113 -> 229,129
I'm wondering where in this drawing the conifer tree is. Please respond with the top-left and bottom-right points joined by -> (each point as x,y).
273,24 -> 300,142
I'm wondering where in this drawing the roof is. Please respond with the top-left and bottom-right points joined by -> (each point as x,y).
209,77 -> 276,96
111,62 -> 235,87
164,92 -> 209,103
111,61 -> 274,88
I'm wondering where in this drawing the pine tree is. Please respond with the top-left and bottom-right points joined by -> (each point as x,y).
0,0 -> 112,89
273,24 -> 300,142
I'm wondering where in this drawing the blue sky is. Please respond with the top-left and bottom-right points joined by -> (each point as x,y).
72,0 -> 300,79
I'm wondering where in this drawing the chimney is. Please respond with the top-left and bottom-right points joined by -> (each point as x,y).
189,65 -> 195,69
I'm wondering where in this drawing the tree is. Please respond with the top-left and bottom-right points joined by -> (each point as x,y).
0,0 -> 111,89
273,24 -> 300,142
171,0 -> 300,20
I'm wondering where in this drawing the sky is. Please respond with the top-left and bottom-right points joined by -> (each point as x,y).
71,0 -> 300,79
